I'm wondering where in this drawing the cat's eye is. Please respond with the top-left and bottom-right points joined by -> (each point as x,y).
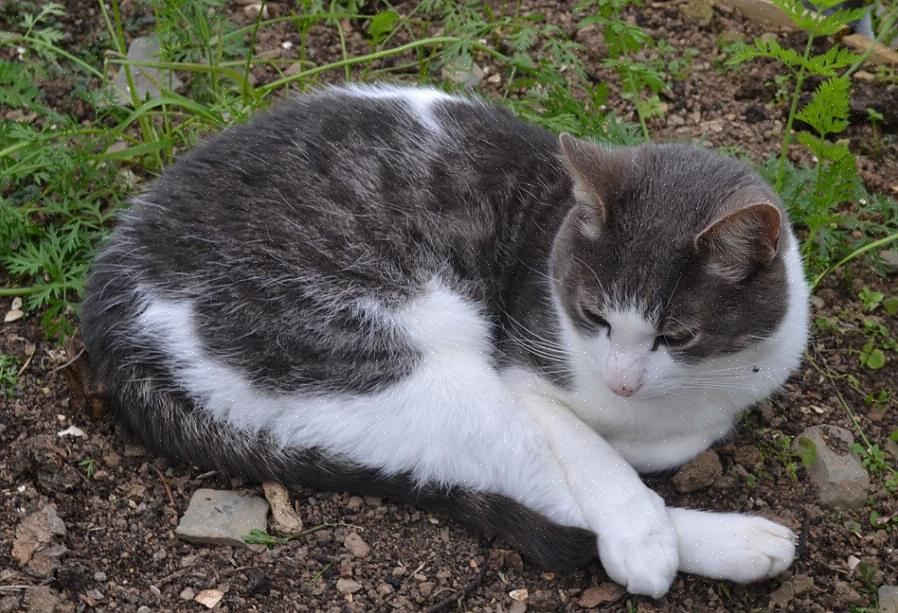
581,307 -> 610,331
652,331 -> 695,351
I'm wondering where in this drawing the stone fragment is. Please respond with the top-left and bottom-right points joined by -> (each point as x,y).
4,297 -> 23,323
880,249 -> 898,275
24,586 -> 64,612
681,0 -> 713,25
179,587 -> 196,601
880,585 -> 898,613
509,588 -> 528,602
792,425 -> 870,508
509,602 -> 527,613
13,504 -> 67,567
419,582 -> 434,597
792,574 -> 814,595
527,589 -> 560,611
672,450 -> 723,493
336,578 -> 363,595
175,489 -> 269,547
194,588 -> 224,609
0,596 -> 19,613
441,61 -> 484,88
343,532 -> 370,558
110,35 -> 183,106
578,583 -> 623,608
769,581 -> 795,608
262,481 -> 303,536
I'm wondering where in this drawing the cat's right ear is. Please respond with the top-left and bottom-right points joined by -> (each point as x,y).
558,134 -> 632,231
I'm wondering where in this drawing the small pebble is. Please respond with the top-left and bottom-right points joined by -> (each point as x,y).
93,571 -> 107,582
179,587 -> 196,601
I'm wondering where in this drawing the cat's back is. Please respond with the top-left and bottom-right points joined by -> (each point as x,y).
101,85 -> 560,290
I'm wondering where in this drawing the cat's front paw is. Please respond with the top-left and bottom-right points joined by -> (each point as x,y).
670,509 -> 796,583
597,490 -> 679,598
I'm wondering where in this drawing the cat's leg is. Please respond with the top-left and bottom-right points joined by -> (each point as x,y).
668,508 -> 795,583
506,373 -> 679,598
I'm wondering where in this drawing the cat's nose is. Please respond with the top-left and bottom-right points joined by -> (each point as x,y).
609,381 -> 641,397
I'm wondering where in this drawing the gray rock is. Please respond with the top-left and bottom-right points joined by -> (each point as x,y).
13,503 -> 67,571
110,35 -> 183,106
175,489 -> 269,547
179,587 -> 196,601
672,449 -> 723,493
262,481 -> 303,536
336,578 -> 363,595
880,250 -> 898,275
792,425 -> 870,508
24,586 -> 62,612
343,532 -> 370,558
880,585 -> 898,613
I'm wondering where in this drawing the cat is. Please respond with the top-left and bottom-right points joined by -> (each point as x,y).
80,84 -> 809,597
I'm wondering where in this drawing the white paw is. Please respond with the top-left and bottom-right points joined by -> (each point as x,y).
670,510 -> 796,583
597,490 -> 679,598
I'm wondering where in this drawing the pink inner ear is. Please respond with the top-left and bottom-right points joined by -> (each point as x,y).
696,203 -> 783,270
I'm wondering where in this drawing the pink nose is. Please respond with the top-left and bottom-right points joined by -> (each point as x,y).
609,382 -> 639,397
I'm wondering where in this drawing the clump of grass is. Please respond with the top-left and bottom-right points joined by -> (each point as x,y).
727,0 -> 898,279
3,0 -> 668,339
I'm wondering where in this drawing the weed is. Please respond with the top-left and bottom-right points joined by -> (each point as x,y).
244,528 -> 290,546
0,354 -> 19,397
728,0 -> 898,275
78,457 -> 97,479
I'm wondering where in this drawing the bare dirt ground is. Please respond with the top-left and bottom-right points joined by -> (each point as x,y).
2,1 -> 898,612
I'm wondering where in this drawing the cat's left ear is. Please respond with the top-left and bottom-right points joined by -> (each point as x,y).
695,201 -> 782,280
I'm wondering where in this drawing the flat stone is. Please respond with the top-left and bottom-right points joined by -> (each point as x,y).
792,425 -> 870,509
195,589 -> 224,609
343,532 -> 370,558
24,586 -> 63,612
880,585 -> 898,613
179,587 -> 196,601
672,450 -> 723,493
681,0 -> 713,25
13,503 -> 67,567
110,35 -> 183,106
880,249 -> 898,275
262,481 -> 303,536
336,578 -> 363,595
175,489 -> 269,547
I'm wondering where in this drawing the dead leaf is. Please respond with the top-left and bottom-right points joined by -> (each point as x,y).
578,583 -> 623,608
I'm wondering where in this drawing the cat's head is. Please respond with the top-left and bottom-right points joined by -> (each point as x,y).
549,135 -> 808,401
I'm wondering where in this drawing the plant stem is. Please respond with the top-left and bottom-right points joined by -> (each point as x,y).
777,32 -> 816,192
0,286 -> 43,297
811,230 -> 898,290
257,37 -> 517,98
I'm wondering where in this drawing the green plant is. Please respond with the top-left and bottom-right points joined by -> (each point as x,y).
0,354 -> 19,397
728,0 -> 898,274
78,457 -> 97,479
244,528 -> 290,546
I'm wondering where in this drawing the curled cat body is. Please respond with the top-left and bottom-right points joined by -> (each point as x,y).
81,84 -> 809,597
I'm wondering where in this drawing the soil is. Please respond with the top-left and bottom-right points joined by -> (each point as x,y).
2,1 -> 898,612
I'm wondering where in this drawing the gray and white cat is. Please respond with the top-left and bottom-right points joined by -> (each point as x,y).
81,84 -> 809,597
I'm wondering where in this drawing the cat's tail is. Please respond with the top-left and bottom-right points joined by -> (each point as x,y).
81,294 -> 595,571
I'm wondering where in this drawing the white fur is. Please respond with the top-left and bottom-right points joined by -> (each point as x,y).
552,233 -> 809,472
339,83 -> 464,133
135,229 -> 807,596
